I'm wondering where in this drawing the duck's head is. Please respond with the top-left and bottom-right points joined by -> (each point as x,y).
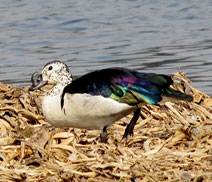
29,60 -> 72,91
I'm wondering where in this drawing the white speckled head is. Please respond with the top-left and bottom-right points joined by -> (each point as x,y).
29,60 -> 72,93
42,60 -> 72,86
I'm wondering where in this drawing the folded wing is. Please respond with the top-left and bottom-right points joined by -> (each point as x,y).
61,68 -> 192,108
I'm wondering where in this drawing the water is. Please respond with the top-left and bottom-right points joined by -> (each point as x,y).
0,0 -> 212,95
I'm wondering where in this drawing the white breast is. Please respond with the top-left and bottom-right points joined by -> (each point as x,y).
42,93 -> 134,131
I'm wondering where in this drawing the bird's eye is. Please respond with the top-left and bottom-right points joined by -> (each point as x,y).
48,66 -> 53,70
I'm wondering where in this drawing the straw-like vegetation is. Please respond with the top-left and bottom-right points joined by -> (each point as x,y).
0,72 -> 211,182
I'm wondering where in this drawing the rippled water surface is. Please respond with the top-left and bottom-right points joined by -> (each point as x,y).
0,0 -> 212,95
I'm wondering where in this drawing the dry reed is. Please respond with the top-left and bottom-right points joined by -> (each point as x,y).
0,72 -> 211,182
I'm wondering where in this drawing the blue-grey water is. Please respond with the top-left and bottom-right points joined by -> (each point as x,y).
0,0 -> 212,95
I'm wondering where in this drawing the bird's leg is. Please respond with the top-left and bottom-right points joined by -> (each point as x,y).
100,126 -> 108,143
121,108 -> 141,141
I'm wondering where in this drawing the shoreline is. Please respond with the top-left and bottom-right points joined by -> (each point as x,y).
0,72 -> 211,181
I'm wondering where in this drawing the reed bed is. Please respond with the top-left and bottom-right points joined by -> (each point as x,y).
0,72 -> 211,182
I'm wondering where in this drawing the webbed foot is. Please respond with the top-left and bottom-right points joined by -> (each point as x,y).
121,108 -> 141,141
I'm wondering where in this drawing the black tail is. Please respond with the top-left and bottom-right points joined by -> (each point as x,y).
164,87 -> 193,101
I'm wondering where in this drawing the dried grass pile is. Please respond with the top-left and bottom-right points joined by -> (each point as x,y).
0,72 -> 212,182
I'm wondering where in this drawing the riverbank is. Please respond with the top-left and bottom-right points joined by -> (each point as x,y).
0,72 -> 211,181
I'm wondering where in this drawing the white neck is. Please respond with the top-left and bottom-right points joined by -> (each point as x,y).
48,75 -> 72,96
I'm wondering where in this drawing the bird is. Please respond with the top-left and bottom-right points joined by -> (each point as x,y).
29,60 -> 193,142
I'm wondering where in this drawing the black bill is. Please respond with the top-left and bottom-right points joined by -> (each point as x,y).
29,72 -> 47,91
